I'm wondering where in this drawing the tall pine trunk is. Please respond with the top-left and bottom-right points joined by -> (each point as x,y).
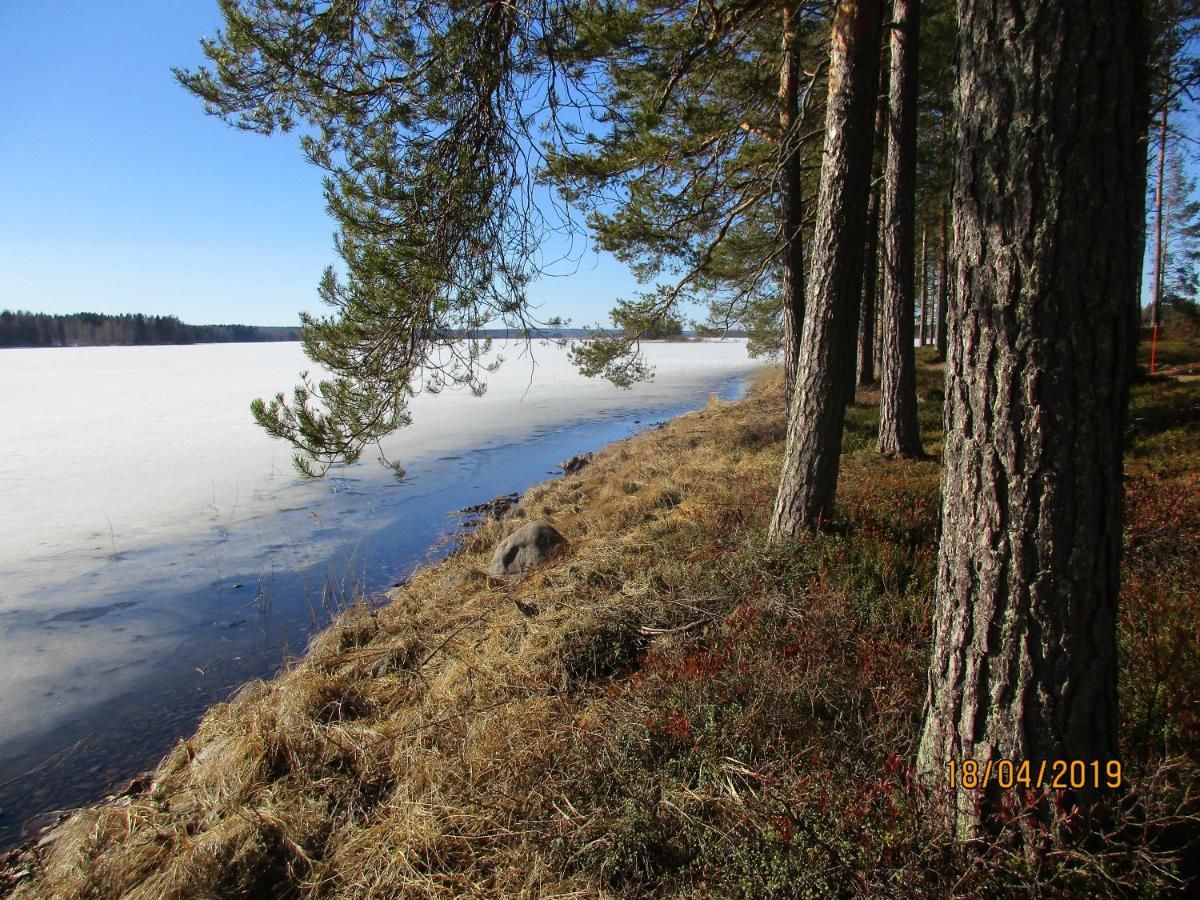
768,0 -> 884,537
857,185 -> 881,386
876,0 -> 924,458
916,0 -> 1146,838
919,225 -> 929,346
935,201 -> 948,360
1151,101 -> 1167,335
873,292 -> 882,375
779,3 -> 806,400
858,61 -> 890,388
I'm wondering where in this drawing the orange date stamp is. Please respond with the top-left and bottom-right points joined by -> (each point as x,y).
946,759 -> 1122,791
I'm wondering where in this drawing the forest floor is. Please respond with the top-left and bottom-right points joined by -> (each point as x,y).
3,342 -> 1198,898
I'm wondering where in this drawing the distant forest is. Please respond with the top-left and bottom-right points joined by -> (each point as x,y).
0,310 -> 301,348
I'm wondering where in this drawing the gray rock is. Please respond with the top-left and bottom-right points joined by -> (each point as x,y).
461,492 -> 519,521
560,452 -> 593,476
487,521 -> 567,576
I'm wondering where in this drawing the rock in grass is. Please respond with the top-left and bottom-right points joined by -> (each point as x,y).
560,452 -> 593,476
487,521 -> 566,576
461,492 -> 519,520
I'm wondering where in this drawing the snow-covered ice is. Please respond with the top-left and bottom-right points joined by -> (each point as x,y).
0,338 -> 761,767
0,339 -> 757,608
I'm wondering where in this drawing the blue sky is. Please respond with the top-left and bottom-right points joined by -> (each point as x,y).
0,1 -> 639,327
2,3 -> 1190,328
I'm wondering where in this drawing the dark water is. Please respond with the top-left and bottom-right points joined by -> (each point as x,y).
0,373 -> 749,850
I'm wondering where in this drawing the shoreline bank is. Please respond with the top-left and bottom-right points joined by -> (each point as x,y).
0,369 -> 756,853
5,350 -> 1197,897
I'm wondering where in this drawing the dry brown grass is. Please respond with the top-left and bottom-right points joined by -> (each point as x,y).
7,376 -> 788,898
4,359 -> 1198,898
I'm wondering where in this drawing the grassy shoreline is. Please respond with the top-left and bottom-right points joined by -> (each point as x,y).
3,347 -> 1198,898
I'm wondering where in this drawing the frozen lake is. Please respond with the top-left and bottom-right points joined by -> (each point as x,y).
0,338 -> 760,847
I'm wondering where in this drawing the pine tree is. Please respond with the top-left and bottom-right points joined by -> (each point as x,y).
1161,144 -> 1200,314
935,201 -> 948,359
178,2 -> 586,475
917,0 -> 1146,838
1146,1 -> 1200,339
917,0 -> 955,361
546,3 -> 831,395
876,0 -> 924,459
857,57 -> 891,389
768,0 -> 885,536
179,2 -> 835,474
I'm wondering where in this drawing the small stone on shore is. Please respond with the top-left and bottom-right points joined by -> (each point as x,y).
560,452 -> 593,476
461,492 -> 519,521
487,521 -> 567,576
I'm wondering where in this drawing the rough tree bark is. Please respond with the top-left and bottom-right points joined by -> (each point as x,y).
876,0 -> 924,458
779,3 -> 806,400
857,60 -> 890,388
857,185 -> 882,386
843,262 -> 865,408
873,289 -> 882,374
768,0 -> 884,537
919,225 -> 929,346
935,201 -> 948,360
916,0 -> 1146,838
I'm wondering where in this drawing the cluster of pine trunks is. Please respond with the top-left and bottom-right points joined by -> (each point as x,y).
769,0 -> 1145,838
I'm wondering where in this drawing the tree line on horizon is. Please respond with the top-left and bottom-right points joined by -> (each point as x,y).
177,0 -> 1196,847
0,310 -> 301,348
